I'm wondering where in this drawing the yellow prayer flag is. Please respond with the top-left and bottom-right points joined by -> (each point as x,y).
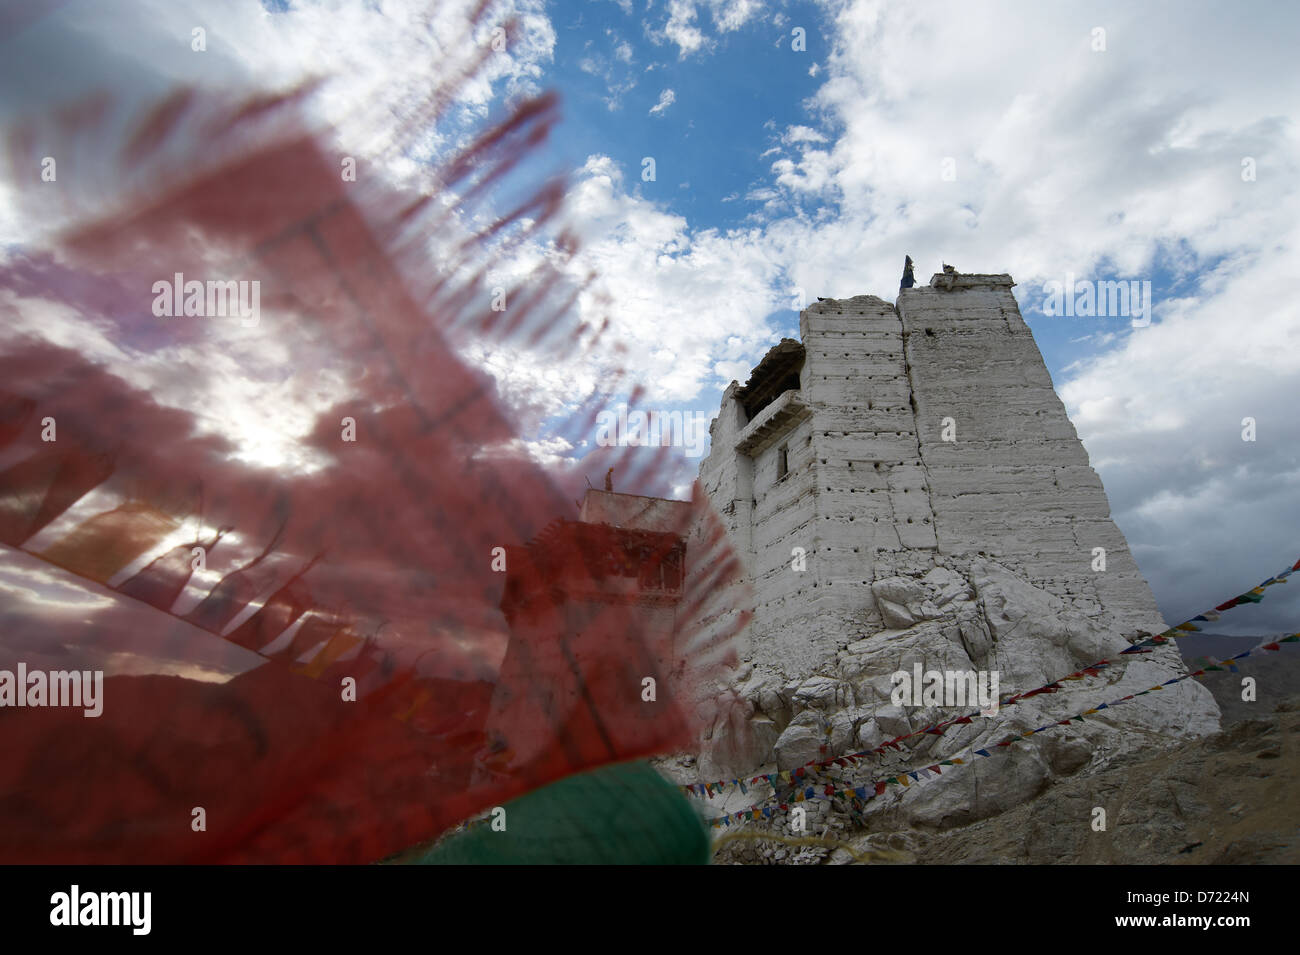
394,687 -> 433,723
298,629 -> 364,679
40,500 -> 179,583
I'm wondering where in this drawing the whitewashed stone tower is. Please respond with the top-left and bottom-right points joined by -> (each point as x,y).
691,270 -> 1218,805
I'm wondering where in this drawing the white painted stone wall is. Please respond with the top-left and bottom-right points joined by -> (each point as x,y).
683,270 -> 1220,825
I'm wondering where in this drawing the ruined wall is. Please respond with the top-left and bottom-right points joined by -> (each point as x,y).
579,489 -> 692,532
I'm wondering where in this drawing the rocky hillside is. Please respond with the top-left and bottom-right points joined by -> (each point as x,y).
694,577 -> 1300,865
710,686 -> 1297,865
820,696 -> 1300,865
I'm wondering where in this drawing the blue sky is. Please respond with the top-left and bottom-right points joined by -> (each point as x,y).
545,1 -> 826,227
2,0 -> 1298,638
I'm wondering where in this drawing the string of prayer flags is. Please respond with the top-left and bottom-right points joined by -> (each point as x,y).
707,629 -> 1298,828
1125,556 -> 1296,652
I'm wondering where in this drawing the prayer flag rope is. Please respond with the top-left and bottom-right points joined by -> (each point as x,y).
1122,557 -> 1299,653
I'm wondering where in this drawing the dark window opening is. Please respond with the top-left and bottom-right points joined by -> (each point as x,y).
736,339 -> 805,419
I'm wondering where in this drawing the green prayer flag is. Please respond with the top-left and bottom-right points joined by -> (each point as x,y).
405,761 -> 710,865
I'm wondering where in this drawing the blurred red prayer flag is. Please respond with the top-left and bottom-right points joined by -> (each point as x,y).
0,79 -> 746,863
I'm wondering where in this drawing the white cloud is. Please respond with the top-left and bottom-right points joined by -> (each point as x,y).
770,149 -> 834,193
711,0 -> 762,33
660,0 -> 709,58
783,125 -> 828,145
1,0 -> 559,235
650,88 -> 677,115
574,29 -> 640,110
714,359 -> 752,382
753,0 -> 1300,298
649,0 -> 762,58
545,154 -> 781,409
